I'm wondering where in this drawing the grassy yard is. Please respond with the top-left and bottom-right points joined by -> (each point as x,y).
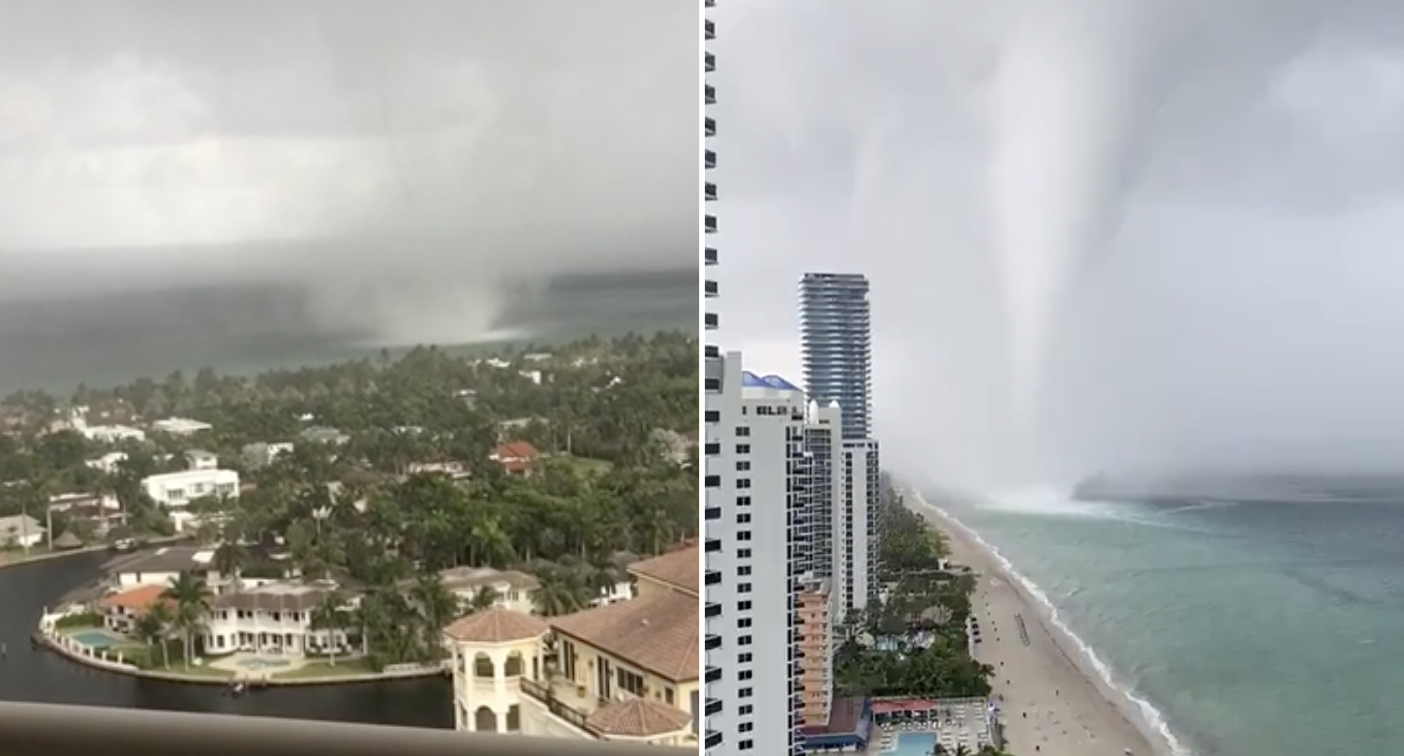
555,454 -> 613,476
272,658 -> 377,679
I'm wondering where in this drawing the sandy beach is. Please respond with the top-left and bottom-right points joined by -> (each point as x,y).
905,489 -> 1166,756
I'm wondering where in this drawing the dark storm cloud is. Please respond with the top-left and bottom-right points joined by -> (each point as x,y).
717,0 -> 1404,488
0,0 -> 695,339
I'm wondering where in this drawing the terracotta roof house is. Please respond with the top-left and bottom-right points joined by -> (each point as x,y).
442,550 -> 699,747
628,543 -> 699,598
98,584 -> 175,632
489,441 -> 540,476
444,606 -> 550,644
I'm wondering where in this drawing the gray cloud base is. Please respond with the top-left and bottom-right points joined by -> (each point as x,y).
717,0 -> 1404,489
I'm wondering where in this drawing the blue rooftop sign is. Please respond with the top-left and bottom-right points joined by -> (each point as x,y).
741,371 -> 801,392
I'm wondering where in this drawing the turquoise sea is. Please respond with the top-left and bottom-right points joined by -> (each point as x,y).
936,483 -> 1404,756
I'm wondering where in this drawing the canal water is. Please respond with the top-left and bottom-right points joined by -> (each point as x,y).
0,552 -> 452,727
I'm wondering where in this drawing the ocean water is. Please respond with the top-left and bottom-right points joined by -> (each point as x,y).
0,268 -> 696,393
937,485 -> 1404,756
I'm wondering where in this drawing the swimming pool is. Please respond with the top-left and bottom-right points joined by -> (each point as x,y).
234,657 -> 292,669
69,629 -> 124,649
890,733 -> 935,756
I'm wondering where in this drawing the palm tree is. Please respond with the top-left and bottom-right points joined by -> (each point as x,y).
212,542 -> 247,592
161,573 -> 212,669
137,602 -> 174,669
308,593 -> 348,666
409,573 -> 460,660
467,586 -> 499,611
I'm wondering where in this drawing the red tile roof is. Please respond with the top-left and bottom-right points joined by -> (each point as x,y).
628,543 -> 699,596
99,585 -> 173,614
550,589 -> 698,682
443,606 -> 550,643
492,441 -> 539,460
587,698 -> 692,737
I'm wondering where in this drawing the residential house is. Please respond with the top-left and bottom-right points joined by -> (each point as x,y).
98,584 -> 176,633
141,468 -> 239,508
0,514 -> 44,548
81,424 -> 146,443
490,442 -> 540,476
242,441 -> 294,468
48,492 -> 124,535
85,451 -> 129,474
202,582 -> 355,657
407,460 -> 471,480
300,426 -> 350,445
151,417 -> 212,435
437,567 -> 540,614
444,544 -> 699,747
101,546 -> 224,590
184,449 -> 218,470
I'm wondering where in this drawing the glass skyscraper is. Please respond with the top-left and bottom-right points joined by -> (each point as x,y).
798,273 -> 872,440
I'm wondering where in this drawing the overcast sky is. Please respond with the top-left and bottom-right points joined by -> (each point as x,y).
0,0 -> 695,308
716,0 -> 1404,488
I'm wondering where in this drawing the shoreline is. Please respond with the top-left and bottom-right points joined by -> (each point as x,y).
33,629 -> 445,687
903,486 -> 1184,756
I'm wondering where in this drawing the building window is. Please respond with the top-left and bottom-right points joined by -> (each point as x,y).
738,600 -> 751,610
740,739 -> 754,750
738,548 -> 752,558
739,722 -> 754,732
738,618 -> 751,628
738,582 -> 752,593
737,530 -> 751,541
737,513 -> 751,525
736,427 -> 750,437
737,478 -> 751,489
617,667 -> 645,697
736,443 -> 750,454
737,496 -> 751,507
740,634 -> 752,645
739,688 -> 753,698
739,705 -> 753,715
736,460 -> 750,471
739,652 -> 752,663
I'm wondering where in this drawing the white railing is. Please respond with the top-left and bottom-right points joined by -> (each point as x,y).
0,701 -> 693,756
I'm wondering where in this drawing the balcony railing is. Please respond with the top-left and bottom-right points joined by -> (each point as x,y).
0,701 -> 683,756
519,678 -> 601,737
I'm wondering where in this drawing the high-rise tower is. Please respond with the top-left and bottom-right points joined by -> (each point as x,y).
798,273 -> 872,440
701,1 -> 722,753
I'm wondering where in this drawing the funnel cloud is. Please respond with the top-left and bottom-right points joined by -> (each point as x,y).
0,0 -> 695,347
719,0 -> 1404,489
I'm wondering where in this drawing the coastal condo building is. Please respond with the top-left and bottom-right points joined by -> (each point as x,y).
703,4 -> 805,752
702,0 -> 722,751
799,272 -> 881,620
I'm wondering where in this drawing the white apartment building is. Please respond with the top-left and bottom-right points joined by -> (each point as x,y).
707,357 -> 804,756
842,438 -> 880,619
702,0 -> 721,751
804,401 -> 847,626
152,417 -> 213,435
